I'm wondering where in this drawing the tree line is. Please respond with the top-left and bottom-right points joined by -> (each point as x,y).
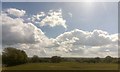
2,47 -> 120,67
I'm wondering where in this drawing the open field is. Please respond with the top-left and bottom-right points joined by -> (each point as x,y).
2,62 -> 118,70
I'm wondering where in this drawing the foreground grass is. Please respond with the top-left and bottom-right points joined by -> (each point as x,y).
3,62 -> 118,70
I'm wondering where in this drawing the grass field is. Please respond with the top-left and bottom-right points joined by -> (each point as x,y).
2,62 -> 118,70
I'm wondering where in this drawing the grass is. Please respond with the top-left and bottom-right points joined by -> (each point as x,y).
2,62 -> 118,70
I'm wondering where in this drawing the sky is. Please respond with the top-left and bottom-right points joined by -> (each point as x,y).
2,2 -> 118,38
1,2 -> 119,57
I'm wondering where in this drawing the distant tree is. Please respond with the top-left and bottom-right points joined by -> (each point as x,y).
51,56 -> 61,63
30,55 -> 40,63
94,57 -> 101,63
2,47 -> 28,66
104,56 -> 113,63
0,54 -> 1,65
111,58 -> 119,63
118,58 -> 120,64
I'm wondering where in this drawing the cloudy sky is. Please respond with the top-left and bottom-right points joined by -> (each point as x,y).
1,2 -> 118,57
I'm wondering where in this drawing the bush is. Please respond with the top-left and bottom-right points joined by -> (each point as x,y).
51,56 -> 61,63
2,47 -> 28,66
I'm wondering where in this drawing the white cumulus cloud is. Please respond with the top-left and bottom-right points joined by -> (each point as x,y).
40,9 -> 67,29
1,13 -> 50,45
30,12 -> 45,22
6,8 -> 26,17
54,29 -> 118,57
56,29 -> 116,46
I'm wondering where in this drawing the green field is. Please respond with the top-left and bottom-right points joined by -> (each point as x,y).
2,62 -> 118,70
